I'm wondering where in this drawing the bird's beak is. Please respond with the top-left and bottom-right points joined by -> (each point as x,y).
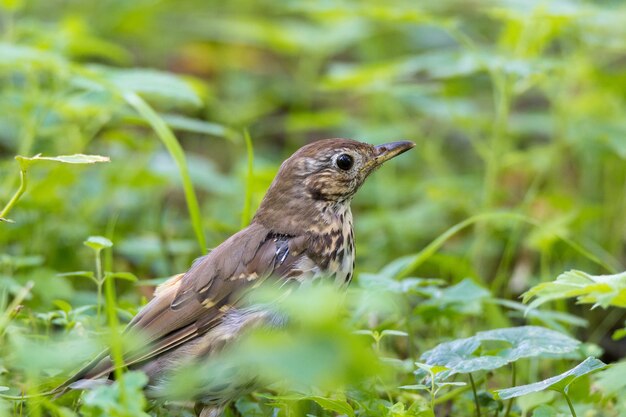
365,141 -> 415,170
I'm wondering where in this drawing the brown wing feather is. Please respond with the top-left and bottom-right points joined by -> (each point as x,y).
57,222 -> 311,391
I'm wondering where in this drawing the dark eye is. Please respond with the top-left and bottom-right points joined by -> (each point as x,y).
336,154 -> 354,171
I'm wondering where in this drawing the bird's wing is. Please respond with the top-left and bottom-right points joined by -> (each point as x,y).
60,222 -> 311,388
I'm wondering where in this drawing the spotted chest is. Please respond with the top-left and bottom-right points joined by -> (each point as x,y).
304,205 -> 355,286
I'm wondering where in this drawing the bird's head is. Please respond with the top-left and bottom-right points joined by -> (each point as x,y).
255,138 -> 415,233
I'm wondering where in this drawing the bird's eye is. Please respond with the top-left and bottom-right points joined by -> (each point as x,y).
336,154 -> 354,171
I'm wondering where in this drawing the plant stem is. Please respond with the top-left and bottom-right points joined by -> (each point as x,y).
503,363 -> 515,417
397,211 -> 615,279
0,165 -> 27,220
0,281 -> 33,337
104,268 -> 126,404
240,129 -> 254,228
469,373 -> 481,417
434,376 -> 485,405
563,392 -> 577,417
123,91 -> 207,254
94,249 -> 103,322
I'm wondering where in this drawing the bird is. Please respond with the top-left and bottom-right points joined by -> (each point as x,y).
56,138 -> 415,416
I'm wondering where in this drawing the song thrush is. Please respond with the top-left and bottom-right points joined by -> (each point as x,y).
58,138 -> 414,416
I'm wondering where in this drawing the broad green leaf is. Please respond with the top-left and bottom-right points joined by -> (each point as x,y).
495,357 -> 606,399
531,405 -> 557,417
84,236 -> 113,251
594,361 -> 626,396
523,270 -> 626,309
517,391 -> 556,415
418,279 -> 491,315
307,396 -> 355,417
96,66 -> 203,109
489,298 -> 588,333
421,337 -> 508,374
421,326 -> 579,375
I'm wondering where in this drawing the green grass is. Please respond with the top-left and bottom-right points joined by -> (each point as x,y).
1,0 -> 626,416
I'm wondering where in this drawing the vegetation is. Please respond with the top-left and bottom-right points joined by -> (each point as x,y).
1,0 -> 626,416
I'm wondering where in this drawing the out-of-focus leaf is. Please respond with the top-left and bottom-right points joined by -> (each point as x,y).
358,272 -> 444,294
57,271 -> 95,280
489,298 -> 588,333
417,279 -> 491,315
594,361 -> 626,396
495,357 -> 606,399
306,396 -> 355,417
104,272 -> 138,282
80,371 -> 150,417
53,299 -> 73,313
531,405 -> 557,417
381,330 -> 409,338
517,392 -> 556,415
95,66 -> 203,109
0,43 -> 66,70
613,326 -> 626,341
523,270 -> 626,309
160,114 -> 236,139
421,326 -> 579,375
84,236 -> 113,251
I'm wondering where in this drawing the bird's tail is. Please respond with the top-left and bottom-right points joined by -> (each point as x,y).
0,348 -> 112,401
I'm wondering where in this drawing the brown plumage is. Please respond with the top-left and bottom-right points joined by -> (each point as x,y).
57,138 -> 414,415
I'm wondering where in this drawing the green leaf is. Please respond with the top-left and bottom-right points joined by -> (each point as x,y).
523,270 -> 626,309
594,361 -> 626,396
612,327 -> 626,341
84,236 -> 113,251
123,91 -> 207,254
160,114 -> 236,139
104,272 -> 138,282
81,371 -> 150,417
417,278 -> 491,315
495,357 -> 606,399
306,396 -> 355,417
358,272 -> 444,294
16,154 -> 110,165
381,329 -> 409,338
531,405 -> 557,417
57,271 -> 96,280
53,300 -> 73,313
0,386 -> 9,392
98,66 -> 203,109
489,298 -> 588,333
421,326 -> 579,375
0,42 -> 66,70
400,384 -> 429,390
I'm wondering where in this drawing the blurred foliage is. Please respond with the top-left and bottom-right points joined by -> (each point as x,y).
2,0 -> 626,415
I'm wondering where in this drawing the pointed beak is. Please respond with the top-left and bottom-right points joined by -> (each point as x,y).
367,140 -> 415,169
